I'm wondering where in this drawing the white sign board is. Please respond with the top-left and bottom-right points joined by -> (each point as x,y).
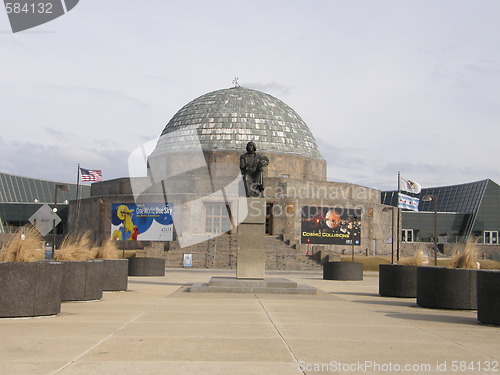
183,253 -> 192,268
29,204 -> 61,236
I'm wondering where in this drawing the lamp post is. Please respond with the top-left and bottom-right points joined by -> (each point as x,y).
52,184 -> 70,259
422,194 -> 438,266
383,207 -> 395,264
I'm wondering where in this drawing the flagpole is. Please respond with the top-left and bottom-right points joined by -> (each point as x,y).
396,171 -> 401,262
75,164 -> 81,232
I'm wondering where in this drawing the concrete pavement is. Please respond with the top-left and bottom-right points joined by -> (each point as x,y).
0,269 -> 498,375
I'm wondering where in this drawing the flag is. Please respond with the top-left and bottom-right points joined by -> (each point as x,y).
80,168 -> 102,182
399,176 -> 421,194
398,193 -> 419,211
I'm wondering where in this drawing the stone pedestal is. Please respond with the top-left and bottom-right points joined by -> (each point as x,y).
190,276 -> 316,294
237,198 -> 266,279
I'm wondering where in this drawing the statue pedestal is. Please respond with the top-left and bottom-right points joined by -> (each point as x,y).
237,197 -> 265,279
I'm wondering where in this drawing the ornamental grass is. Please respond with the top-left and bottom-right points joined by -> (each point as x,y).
399,249 -> 426,266
449,237 -> 480,269
93,237 -> 120,259
0,225 -> 44,262
54,231 -> 96,261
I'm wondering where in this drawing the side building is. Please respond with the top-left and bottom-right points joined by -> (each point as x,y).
381,179 -> 500,259
0,171 -> 90,246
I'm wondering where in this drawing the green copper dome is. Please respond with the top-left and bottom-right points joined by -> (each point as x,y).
151,86 -> 323,159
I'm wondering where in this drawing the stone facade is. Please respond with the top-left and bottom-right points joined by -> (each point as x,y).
67,86 -> 396,269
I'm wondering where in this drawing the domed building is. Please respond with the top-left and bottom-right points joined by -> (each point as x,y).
148,86 -> 326,182
71,86 -> 393,269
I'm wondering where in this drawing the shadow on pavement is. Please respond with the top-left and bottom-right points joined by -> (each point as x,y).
378,311 -> 479,326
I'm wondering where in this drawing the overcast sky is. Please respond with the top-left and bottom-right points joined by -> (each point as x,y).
1,0 -> 499,191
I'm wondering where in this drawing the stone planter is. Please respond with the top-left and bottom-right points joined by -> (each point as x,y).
323,261 -> 363,281
477,270 -> 500,325
379,264 -> 417,298
417,267 -> 477,310
61,260 -> 104,301
128,257 -> 165,276
0,261 -> 63,318
102,259 -> 128,291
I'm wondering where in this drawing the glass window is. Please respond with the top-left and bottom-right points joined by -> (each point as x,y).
204,202 -> 230,234
402,229 -> 413,243
484,231 -> 498,245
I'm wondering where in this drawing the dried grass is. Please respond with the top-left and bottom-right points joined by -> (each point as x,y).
449,237 -> 480,269
94,238 -> 120,259
0,225 -> 44,262
54,231 -> 96,261
399,249 -> 426,266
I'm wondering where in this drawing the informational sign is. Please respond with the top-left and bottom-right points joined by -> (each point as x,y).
183,253 -> 193,268
29,204 -> 60,236
111,203 -> 173,241
301,206 -> 361,245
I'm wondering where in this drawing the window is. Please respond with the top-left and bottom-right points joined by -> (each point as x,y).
402,229 -> 413,243
204,202 -> 230,234
484,231 -> 498,245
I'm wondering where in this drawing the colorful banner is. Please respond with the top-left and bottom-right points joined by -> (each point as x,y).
111,203 -> 173,241
301,206 -> 361,245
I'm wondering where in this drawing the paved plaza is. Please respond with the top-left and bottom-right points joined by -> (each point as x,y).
0,269 -> 498,375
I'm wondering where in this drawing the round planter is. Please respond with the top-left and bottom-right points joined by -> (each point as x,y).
323,261 -> 363,281
379,264 -> 417,298
128,257 -> 165,276
60,260 -> 104,301
0,261 -> 63,318
417,267 -> 477,310
102,259 -> 129,291
477,270 -> 500,325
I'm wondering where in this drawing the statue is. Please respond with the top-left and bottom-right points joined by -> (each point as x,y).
240,141 -> 269,197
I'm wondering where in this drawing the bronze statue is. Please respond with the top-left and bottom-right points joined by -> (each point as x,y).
240,141 -> 269,197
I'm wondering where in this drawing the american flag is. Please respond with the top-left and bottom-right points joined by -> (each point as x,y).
80,168 -> 102,182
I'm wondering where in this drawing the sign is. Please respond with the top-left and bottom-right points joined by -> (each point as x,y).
29,204 -> 60,236
301,206 -> 361,245
183,253 -> 193,268
111,203 -> 173,241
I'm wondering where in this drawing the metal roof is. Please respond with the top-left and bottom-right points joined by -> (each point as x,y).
381,179 -> 499,238
0,172 -> 90,204
150,86 -> 324,159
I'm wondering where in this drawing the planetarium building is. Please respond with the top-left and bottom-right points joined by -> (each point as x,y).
71,86 -> 392,269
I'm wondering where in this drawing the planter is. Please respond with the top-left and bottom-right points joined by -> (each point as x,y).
102,259 -> 128,291
417,267 -> 477,310
61,260 -> 104,301
323,261 -> 363,281
379,264 -> 417,298
477,270 -> 500,325
128,257 -> 165,276
0,261 -> 63,318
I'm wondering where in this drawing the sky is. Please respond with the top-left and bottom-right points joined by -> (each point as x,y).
1,0 -> 499,191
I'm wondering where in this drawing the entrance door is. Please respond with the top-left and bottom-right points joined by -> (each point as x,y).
265,203 -> 273,235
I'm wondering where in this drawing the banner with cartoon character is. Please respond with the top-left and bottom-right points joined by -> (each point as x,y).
301,206 -> 361,245
111,203 -> 173,241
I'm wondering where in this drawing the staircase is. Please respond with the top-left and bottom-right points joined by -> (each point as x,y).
162,235 -> 323,271
265,236 -> 323,271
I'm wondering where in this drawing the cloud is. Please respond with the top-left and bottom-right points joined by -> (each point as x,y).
0,137 -> 131,183
244,81 -> 293,96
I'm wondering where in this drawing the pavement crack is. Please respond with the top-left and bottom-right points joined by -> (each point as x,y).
50,298 -> 165,375
255,294 -> 306,375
